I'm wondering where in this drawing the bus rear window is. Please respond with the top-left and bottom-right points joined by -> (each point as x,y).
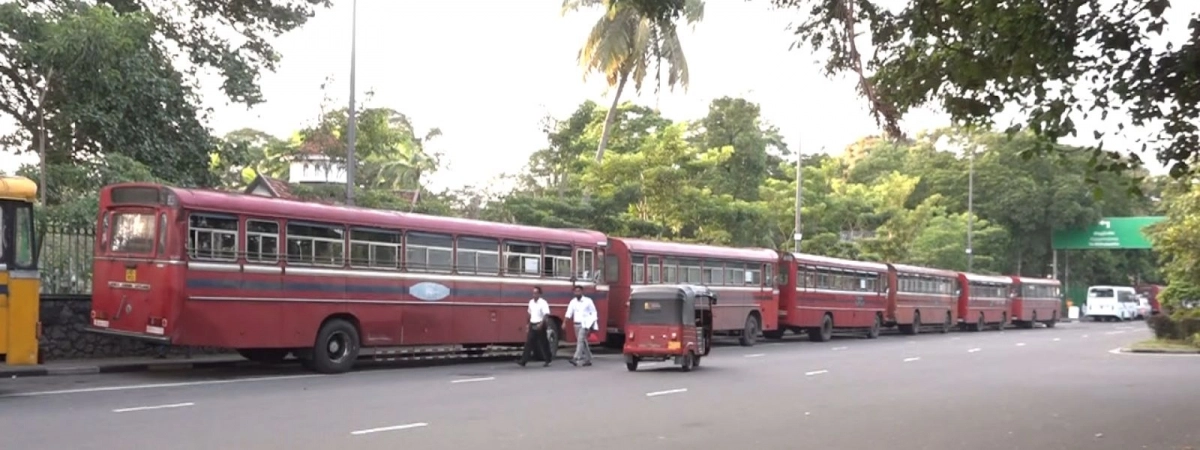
110,212 -> 156,254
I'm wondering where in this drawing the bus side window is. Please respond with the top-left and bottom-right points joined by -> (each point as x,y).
574,248 -> 594,281
544,245 -> 572,279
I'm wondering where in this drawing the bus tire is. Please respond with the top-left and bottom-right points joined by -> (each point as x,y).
739,314 -> 760,347
312,318 -> 360,374
680,351 -> 694,372
866,314 -> 881,339
974,313 -> 985,332
808,314 -> 833,342
625,355 -> 639,372
544,318 -> 562,362
911,311 -> 922,335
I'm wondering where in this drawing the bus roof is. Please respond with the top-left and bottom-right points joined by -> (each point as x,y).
1010,276 -> 1061,286
613,237 -> 778,262
888,263 -> 959,278
793,253 -> 889,272
0,176 -> 37,202
106,183 -> 608,246
963,272 -> 1013,284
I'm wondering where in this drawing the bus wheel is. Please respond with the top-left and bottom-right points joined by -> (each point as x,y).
809,314 -> 833,342
312,319 -> 360,374
866,314 -> 881,339
940,312 -> 952,334
544,319 -> 561,362
237,348 -> 290,364
911,312 -> 922,336
739,315 -> 760,347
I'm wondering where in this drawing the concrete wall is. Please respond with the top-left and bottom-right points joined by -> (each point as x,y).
38,296 -> 228,361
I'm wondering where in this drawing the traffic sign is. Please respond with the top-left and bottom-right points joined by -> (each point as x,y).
1051,216 -> 1165,250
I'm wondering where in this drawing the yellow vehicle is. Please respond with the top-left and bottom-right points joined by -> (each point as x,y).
0,176 -> 39,365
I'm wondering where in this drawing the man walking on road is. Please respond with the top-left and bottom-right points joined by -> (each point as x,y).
565,285 -> 597,367
519,287 -> 553,367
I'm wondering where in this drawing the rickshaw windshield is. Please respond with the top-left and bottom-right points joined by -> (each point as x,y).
628,295 -> 686,325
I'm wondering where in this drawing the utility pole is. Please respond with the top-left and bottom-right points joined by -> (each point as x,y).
966,144 -> 975,272
793,140 -> 803,253
345,0 -> 359,206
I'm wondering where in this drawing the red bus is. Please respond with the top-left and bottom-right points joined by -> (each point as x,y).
778,253 -> 889,342
1009,276 -> 1061,328
87,183 -> 608,373
957,273 -> 1012,331
605,238 -> 778,347
886,263 -> 959,334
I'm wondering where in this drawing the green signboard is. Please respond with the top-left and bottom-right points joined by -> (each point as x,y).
1052,216 -> 1165,250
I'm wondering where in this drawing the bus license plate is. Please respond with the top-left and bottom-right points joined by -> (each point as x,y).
668,341 -> 680,350
125,269 -> 137,282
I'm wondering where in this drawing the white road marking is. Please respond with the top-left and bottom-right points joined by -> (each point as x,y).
744,353 -> 765,358
805,370 -> 828,376
1105,331 -> 1127,335
646,388 -> 688,397
0,374 -> 323,399
112,402 -> 194,413
831,347 -> 847,351
1016,343 -> 1026,347
1082,335 -> 1090,338
903,357 -> 921,362
1108,347 -> 1122,354
450,377 -> 495,384
951,337 -> 961,341
967,348 -> 982,353
1053,338 -> 1061,342
351,423 -> 429,435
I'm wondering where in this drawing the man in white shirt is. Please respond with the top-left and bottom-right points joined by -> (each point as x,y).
519,286 -> 553,367
565,285 -> 597,366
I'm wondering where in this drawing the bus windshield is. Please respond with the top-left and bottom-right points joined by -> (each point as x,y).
109,211 -> 156,254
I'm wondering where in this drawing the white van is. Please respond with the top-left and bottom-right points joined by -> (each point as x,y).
1084,285 -> 1138,321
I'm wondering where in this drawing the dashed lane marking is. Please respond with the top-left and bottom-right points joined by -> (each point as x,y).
1016,343 -> 1026,347
0,374 -> 324,399
113,402 -> 194,413
646,388 -> 687,397
450,377 -> 495,384
1053,338 -> 1061,342
805,370 -> 828,376
903,357 -> 921,362
744,353 -> 765,358
967,348 -> 981,353
831,347 -> 848,351
351,423 -> 429,435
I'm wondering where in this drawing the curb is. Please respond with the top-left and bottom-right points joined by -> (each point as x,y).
1126,347 -> 1200,354
0,358 -> 253,378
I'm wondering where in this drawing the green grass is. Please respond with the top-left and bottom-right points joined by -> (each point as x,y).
1129,339 -> 1200,352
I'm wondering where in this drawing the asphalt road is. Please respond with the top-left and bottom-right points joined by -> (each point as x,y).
0,320 -> 1195,450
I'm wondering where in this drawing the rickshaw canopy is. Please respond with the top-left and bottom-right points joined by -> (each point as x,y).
628,284 -> 717,325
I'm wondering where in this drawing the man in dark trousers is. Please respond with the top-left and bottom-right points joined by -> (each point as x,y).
518,286 -> 553,367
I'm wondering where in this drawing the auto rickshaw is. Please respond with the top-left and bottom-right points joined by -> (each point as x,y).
623,284 -> 716,372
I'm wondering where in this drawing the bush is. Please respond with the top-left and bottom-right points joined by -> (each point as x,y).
1147,314 -> 1179,340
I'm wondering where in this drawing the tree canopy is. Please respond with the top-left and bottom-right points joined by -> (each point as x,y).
627,0 -> 1198,177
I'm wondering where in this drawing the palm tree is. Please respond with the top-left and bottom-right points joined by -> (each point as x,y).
562,0 -> 704,164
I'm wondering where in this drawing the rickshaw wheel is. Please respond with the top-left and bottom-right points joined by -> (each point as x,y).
691,354 -> 701,368
680,351 -> 694,372
625,355 -> 639,372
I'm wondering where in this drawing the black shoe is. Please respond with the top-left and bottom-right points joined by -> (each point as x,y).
568,359 -> 578,366
582,361 -> 592,367
543,361 -> 551,367
518,361 -> 526,367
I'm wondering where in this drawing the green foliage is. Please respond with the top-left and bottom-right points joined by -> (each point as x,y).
497,98 -> 1160,287
1149,180 -> 1200,312
19,154 -> 162,228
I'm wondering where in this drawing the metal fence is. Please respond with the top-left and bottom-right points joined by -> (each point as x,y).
38,224 -> 94,296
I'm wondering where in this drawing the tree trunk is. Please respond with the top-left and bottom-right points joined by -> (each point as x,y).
594,71 -> 630,164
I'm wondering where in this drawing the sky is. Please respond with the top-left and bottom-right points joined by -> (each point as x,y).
2,0 -> 1195,192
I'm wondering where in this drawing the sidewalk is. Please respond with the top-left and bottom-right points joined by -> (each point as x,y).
0,354 -> 251,378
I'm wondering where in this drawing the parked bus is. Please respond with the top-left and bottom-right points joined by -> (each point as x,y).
1009,276 -> 1061,328
885,263 -> 959,334
957,273 -> 1012,331
604,237 -> 778,347
777,253 -> 889,342
87,183 -> 607,373
0,176 -> 39,365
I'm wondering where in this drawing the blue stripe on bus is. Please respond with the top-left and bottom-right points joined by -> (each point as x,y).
184,278 -> 583,300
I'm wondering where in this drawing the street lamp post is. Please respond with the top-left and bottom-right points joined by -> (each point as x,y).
345,0 -> 359,206
966,145 -> 975,272
793,139 -> 803,253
